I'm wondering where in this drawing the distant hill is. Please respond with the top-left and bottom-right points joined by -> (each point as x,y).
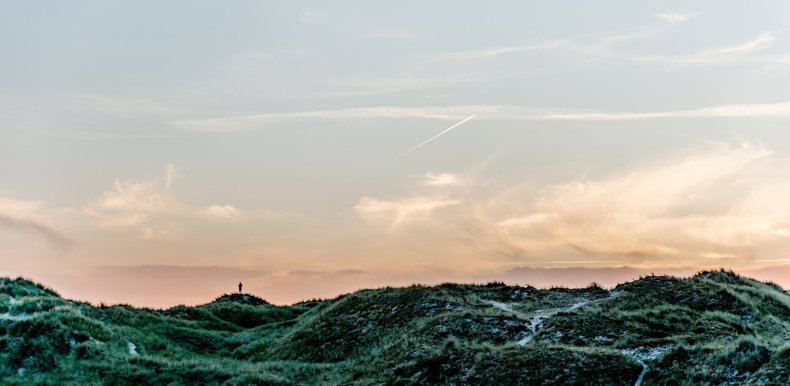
0,270 -> 788,385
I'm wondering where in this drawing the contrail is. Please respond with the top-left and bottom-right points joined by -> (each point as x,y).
394,114 -> 476,160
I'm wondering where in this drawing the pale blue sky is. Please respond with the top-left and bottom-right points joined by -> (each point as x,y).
2,1 -> 790,305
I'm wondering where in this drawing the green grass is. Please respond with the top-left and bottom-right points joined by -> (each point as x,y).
0,270 -> 788,385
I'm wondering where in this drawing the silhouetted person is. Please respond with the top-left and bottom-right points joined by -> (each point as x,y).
238,282 -> 243,294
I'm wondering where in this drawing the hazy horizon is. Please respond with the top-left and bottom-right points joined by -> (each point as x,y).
3,1 -> 790,308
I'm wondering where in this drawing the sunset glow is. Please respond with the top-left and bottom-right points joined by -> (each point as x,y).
3,1 -> 790,307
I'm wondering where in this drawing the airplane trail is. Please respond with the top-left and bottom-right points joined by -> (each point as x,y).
394,114 -> 476,160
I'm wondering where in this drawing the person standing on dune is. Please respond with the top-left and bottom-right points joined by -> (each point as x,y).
238,282 -> 242,294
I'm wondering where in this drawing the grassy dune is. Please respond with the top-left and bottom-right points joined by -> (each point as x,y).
0,270 -> 788,385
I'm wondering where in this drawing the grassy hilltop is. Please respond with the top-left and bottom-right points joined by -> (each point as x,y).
0,270 -> 788,385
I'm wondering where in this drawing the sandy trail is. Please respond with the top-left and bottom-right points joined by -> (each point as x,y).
483,298 -> 591,346
497,294 -> 667,386
517,300 -> 589,345
0,313 -> 34,321
483,300 -> 514,312
620,345 -> 672,386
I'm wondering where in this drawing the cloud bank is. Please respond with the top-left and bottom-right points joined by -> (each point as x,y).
354,144 -> 790,267
0,196 -> 73,249
497,144 -> 786,263
84,165 -> 252,239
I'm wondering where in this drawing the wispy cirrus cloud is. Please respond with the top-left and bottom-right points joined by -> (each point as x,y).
354,196 -> 461,231
172,100 -> 790,131
514,100 -> 790,121
422,172 -> 466,187
420,15 -> 689,64
428,41 -> 566,62
170,105 -> 495,132
639,31 -> 779,66
197,205 -> 243,223
318,72 -> 496,98
415,24 -> 785,76
300,8 -> 321,25
655,12 -> 698,24
696,32 -> 776,57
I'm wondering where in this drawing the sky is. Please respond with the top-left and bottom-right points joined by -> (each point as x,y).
3,1 -> 790,307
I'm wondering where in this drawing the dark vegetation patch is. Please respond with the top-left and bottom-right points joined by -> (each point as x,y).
643,339 -> 773,385
419,313 -> 530,344
747,345 -> 790,385
374,341 -> 642,385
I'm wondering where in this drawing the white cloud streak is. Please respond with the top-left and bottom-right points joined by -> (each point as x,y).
319,73 -> 496,98
422,172 -> 466,187
429,41 -> 566,61
641,32 -> 778,66
300,8 -> 320,25
355,196 -> 461,231
418,28 -> 785,73
655,12 -> 698,24
517,101 -> 790,121
421,19 -> 677,64
394,114 -> 476,160
171,106 -> 494,132
698,32 -> 775,57
198,205 -> 243,223
172,101 -> 790,132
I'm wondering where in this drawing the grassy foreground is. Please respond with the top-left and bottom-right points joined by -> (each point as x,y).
0,270 -> 788,385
